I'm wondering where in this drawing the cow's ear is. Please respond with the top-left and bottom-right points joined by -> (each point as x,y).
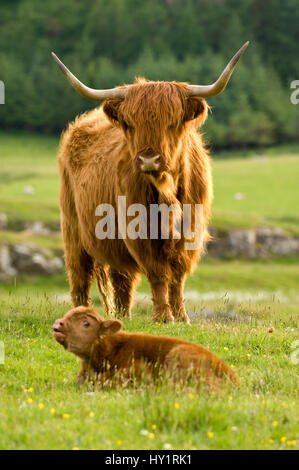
103,99 -> 123,125
184,97 -> 208,125
99,319 -> 122,336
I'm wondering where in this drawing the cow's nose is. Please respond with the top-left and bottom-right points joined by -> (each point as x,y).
138,155 -> 160,172
52,319 -> 64,330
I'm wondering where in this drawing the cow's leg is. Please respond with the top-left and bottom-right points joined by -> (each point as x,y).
110,270 -> 139,319
148,274 -> 174,323
169,271 -> 190,323
64,235 -> 94,307
60,168 -> 93,307
94,264 -> 114,316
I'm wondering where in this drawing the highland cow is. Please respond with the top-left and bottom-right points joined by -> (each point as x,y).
53,306 -> 238,389
52,42 -> 249,323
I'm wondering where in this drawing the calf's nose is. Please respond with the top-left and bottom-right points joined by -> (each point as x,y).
138,154 -> 160,172
52,319 -> 64,330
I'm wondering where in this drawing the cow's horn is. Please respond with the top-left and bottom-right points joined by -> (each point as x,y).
51,52 -> 126,100
186,41 -> 249,97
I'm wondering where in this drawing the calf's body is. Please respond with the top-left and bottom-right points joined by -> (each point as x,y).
53,306 -> 238,389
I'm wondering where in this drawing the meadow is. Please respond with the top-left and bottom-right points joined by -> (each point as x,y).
0,132 -> 298,450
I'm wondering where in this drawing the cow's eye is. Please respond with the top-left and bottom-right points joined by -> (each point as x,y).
83,321 -> 90,327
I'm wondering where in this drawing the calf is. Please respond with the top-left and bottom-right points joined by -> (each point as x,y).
53,306 -> 238,389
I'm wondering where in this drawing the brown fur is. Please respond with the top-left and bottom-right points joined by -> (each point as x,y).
58,79 -> 213,322
53,307 -> 238,389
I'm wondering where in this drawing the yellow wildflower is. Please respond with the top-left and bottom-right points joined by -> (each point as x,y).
38,403 -> 44,409
63,413 -> 70,419
207,432 -> 214,438
272,421 -> 278,427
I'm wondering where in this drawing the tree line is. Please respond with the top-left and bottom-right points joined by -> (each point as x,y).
0,0 -> 298,148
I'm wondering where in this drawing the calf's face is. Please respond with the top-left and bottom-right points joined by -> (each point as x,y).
52,306 -> 122,358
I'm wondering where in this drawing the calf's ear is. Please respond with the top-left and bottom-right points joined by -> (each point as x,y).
103,98 -> 123,125
184,97 -> 208,126
100,319 -> 122,336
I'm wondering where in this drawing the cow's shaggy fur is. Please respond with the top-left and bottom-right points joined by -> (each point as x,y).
58,79 -> 213,323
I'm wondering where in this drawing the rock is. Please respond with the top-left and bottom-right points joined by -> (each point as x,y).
256,226 -> 299,255
11,244 -> 63,275
206,226 -> 299,258
49,256 -> 63,273
25,221 -> 52,236
23,185 -> 35,195
23,221 -> 61,236
256,226 -> 285,242
269,238 -> 299,255
187,308 -> 251,323
234,192 -> 245,200
227,229 -> 256,258
0,245 -> 17,280
0,213 -> 8,230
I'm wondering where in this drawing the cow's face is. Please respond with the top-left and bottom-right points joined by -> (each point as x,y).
103,81 -> 208,175
52,306 -> 122,358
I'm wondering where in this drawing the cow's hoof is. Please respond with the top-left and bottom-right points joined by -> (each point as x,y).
153,315 -> 174,324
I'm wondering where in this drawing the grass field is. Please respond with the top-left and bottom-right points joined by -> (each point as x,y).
0,132 -> 298,450
0,276 -> 298,450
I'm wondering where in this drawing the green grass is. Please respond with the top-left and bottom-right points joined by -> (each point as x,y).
0,259 -> 298,450
213,154 -> 299,234
0,132 -> 298,449
0,132 -> 59,225
1,256 -> 299,299
1,131 -> 299,234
